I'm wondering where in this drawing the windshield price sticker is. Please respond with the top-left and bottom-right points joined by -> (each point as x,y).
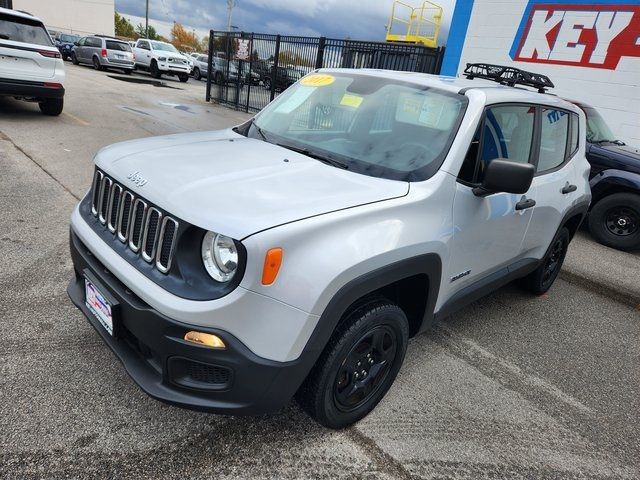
300,74 -> 335,87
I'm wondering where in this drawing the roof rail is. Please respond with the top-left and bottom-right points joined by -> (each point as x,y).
463,63 -> 554,93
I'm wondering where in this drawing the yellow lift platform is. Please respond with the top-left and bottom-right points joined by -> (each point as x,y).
385,0 -> 443,48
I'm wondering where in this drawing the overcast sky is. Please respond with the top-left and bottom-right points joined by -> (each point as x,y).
115,0 -> 456,43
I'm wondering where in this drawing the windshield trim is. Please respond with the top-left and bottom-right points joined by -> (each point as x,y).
250,73 -> 469,182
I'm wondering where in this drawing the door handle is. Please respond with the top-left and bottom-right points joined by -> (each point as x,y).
561,183 -> 577,194
515,198 -> 536,211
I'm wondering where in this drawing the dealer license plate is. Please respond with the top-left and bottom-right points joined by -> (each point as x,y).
85,278 -> 114,336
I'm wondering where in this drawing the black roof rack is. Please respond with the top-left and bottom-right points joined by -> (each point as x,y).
463,63 -> 554,93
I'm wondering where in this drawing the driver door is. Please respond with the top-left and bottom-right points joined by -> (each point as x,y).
444,104 -> 538,299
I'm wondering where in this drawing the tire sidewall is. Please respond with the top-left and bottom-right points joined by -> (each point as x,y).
314,304 -> 409,429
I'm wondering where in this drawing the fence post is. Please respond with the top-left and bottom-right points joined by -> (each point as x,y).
245,32 -> 254,113
205,30 -> 214,102
270,34 -> 281,102
315,36 -> 326,70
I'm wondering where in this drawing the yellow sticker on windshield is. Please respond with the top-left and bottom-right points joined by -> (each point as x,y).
300,74 -> 335,87
340,94 -> 363,108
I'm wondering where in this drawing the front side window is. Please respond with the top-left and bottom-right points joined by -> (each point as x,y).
538,108 -> 569,172
0,13 -> 53,46
151,41 -> 178,53
251,73 -> 467,181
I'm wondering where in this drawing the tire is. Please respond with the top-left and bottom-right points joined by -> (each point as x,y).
71,52 -> 79,65
92,56 -> 103,71
193,68 -> 201,81
178,73 -> 189,83
588,193 -> 640,251
38,98 -> 64,116
150,60 -> 161,79
296,298 -> 409,429
520,227 -> 570,295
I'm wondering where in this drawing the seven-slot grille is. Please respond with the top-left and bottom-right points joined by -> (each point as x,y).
90,170 -> 179,273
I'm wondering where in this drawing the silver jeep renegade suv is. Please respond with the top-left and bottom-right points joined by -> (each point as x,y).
68,65 -> 591,428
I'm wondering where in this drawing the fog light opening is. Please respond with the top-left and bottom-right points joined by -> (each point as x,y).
184,331 -> 226,349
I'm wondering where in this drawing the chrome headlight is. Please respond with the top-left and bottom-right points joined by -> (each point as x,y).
201,231 -> 239,282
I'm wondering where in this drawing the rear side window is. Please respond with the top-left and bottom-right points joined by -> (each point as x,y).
0,13 -> 52,46
569,113 -> 579,157
538,108 -> 570,172
86,37 -> 102,48
106,40 -> 131,52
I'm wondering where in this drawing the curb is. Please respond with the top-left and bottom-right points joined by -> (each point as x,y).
559,269 -> 640,310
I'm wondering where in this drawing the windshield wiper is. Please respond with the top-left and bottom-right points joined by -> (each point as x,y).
276,143 -> 349,170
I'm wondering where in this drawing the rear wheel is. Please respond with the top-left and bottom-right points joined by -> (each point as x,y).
296,298 -> 409,429
193,67 -> 201,81
39,98 -> 64,116
92,56 -> 103,71
588,193 -> 640,251
520,227 -> 570,295
150,60 -> 161,79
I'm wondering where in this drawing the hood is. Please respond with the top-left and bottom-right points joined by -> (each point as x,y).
95,129 -> 409,239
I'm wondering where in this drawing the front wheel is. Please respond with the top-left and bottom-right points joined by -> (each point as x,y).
39,98 -> 64,116
150,61 -> 161,79
588,193 -> 640,251
296,298 -> 409,429
178,73 -> 189,83
520,227 -> 570,295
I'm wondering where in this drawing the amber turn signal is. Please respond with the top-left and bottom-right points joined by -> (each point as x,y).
184,331 -> 226,349
262,248 -> 283,285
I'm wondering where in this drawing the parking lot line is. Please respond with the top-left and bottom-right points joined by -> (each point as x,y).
62,111 -> 90,126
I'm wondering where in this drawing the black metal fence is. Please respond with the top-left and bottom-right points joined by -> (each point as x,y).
205,30 -> 446,113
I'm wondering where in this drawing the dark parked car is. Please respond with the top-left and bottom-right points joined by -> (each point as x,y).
574,102 -> 640,251
263,66 -> 301,92
54,32 -> 80,61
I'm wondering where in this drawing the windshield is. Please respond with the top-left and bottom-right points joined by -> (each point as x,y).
151,41 -> 178,53
0,14 -> 53,46
59,34 -> 79,43
582,106 -> 616,143
106,40 -> 131,52
251,72 -> 467,181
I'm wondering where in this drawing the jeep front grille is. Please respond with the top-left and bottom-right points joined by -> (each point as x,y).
90,171 -> 179,274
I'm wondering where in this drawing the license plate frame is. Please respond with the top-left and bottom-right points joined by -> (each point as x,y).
84,269 -> 120,337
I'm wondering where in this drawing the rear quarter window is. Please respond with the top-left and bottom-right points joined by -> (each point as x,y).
106,40 -> 131,52
0,13 -> 52,46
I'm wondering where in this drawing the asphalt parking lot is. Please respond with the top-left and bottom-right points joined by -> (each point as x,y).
1,63 -> 639,479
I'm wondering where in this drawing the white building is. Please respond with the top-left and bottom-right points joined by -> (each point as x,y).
3,0 -> 115,36
442,0 -> 640,145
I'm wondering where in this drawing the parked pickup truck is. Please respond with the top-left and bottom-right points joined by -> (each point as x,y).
132,39 -> 190,82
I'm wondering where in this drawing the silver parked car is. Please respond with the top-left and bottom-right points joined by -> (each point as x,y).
72,35 -> 134,74
67,65 -> 591,429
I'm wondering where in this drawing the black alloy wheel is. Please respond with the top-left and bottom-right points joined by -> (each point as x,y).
333,325 -> 397,412
604,207 -> 638,237
296,298 -> 409,429
588,193 -> 640,251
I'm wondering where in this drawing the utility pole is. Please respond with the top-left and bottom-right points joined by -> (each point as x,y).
145,0 -> 150,38
226,0 -> 236,32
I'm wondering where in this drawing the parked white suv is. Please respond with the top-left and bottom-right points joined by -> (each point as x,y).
132,39 -> 190,82
0,7 -> 65,115
67,65 -> 591,428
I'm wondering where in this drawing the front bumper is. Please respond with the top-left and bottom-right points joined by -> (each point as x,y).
0,78 -> 64,99
67,230 -> 314,415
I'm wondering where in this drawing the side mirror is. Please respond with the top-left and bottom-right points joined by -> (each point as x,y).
473,159 -> 534,196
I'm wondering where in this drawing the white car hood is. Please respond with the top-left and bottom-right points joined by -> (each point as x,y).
94,129 -> 409,239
